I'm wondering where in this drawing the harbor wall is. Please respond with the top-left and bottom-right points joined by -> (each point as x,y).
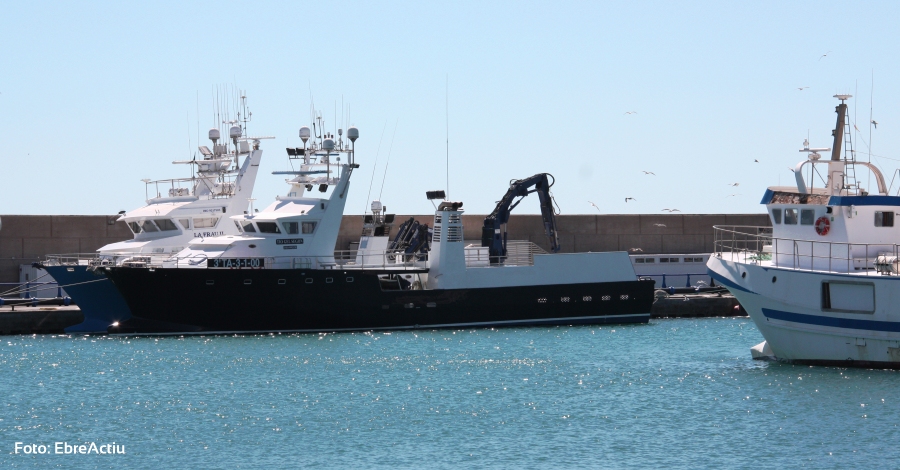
0,213 -> 770,284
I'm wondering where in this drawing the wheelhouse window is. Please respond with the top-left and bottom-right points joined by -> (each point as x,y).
140,220 -> 159,232
302,221 -> 317,234
784,208 -> 799,225
155,219 -> 178,231
800,209 -> 815,225
178,219 -> 191,229
875,211 -> 894,227
771,208 -> 782,224
241,221 -> 257,233
194,217 -> 219,228
234,221 -> 243,233
256,222 -> 282,234
283,221 -> 299,234
128,222 -> 142,234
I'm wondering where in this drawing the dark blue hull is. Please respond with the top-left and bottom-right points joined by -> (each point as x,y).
43,265 -> 132,333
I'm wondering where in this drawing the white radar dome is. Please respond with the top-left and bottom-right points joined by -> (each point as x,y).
347,126 -> 359,142
299,126 -> 311,144
323,138 -> 335,151
371,200 -> 382,212
229,125 -> 242,139
208,128 -> 221,142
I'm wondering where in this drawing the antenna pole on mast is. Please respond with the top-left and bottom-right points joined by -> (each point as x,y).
446,73 -> 449,200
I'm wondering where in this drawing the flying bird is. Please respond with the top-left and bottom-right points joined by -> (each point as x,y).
798,86 -> 809,90
754,159 -> 759,163
653,223 -> 667,227
670,209 -> 681,212
872,120 -> 878,129
625,197 -> 636,203
727,194 -> 742,197
819,51 -> 831,60
629,248 -> 643,252
642,171 -> 655,175
588,201 -> 601,212
624,111 -> 637,115
728,183 -> 739,187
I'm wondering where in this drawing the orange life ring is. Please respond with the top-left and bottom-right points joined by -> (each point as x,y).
815,216 -> 830,236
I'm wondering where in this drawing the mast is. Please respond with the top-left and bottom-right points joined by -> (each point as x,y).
831,95 -> 850,161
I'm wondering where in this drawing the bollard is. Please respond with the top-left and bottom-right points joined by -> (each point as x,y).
661,274 -> 667,289
685,274 -> 691,288
63,297 -> 71,306
31,297 -> 38,307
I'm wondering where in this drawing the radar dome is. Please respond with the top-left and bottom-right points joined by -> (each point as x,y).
371,200 -> 382,212
208,128 -> 221,142
299,126 -> 311,144
347,127 -> 359,142
323,138 -> 335,151
229,125 -> 242,139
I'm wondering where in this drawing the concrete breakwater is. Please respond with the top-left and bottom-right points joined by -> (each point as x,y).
0,213 -> 770,284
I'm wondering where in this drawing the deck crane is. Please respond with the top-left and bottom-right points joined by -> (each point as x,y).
481,173 -> 560,263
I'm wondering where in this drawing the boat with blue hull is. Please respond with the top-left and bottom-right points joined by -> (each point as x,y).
708,94 -> 900,368
42,95 -> 272,332
102,122 -> 654,335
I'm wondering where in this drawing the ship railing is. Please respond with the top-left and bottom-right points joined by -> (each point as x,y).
464,240 -> 547,267
713,225 -> 900,275
145,250 -> 427,271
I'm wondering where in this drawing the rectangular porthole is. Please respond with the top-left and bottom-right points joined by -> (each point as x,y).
278,279 -> 286,285
67,267 -> 75,272
620,294 -> 629,300
822,281 -> 875,313
346,277 -> 354,283
206,280 -> 214,286
244,279 -> 252,285
325,278 -> 333,284
427,302 -> 436,308
305,278 -> 313,284
602,295 -> 611,301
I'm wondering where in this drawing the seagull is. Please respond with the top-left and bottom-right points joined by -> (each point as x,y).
625,197 -> 636,203
588,201 -> 601,212
629,248 -> 643,252
642,171 -> 655,175
819,51 -> 831,60
727,194 -> 742,197
670,209 -> 681,212
728,183 -> 739,187
654,223 -> 667,227
872,120 -> 878,129
754,159 -> 759,163
624,111 -> 637,115
798,86 -> 809,90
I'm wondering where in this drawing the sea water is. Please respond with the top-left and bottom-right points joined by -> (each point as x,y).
2,318 -> 898,468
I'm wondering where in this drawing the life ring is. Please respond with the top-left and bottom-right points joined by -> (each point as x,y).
815,216 -> 830,236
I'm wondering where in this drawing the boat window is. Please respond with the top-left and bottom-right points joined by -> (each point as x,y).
140,220 -> 159,232
784,209 -> 799,225
800,209 -> 815,225
771,209 -> 782,224
127,221 -> 142,234
875,211 -> 894,227
155,219 -> 179,231
302,221 -> 317,234
241,221 -> 257,233
178,219 -> 191,229
634,258 -> 645,264
283,221 -> 299,234
234,221 -> 243,233
257,222 -> 282,234
822,281 -> 875,313
194,217 -> 219,228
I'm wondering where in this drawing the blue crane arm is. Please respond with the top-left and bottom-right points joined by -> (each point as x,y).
481,173 -> 560,263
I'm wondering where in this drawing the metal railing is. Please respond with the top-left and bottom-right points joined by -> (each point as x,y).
713,225 -> 900,275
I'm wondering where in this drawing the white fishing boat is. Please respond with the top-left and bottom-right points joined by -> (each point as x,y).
707,94 -> 900,367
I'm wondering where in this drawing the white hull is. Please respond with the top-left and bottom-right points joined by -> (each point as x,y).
708,256 -> 900,367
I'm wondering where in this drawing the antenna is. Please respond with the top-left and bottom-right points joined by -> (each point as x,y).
364,121 -> 388,214
378,119 -> 399,200
446,73 -> 450,199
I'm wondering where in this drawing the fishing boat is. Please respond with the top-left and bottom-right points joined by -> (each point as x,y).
101,122 -> 654,335
707,94 -> 900,367
41,95 -> 273,332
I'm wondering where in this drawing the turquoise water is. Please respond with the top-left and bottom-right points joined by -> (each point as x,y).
2,318 -> 898,468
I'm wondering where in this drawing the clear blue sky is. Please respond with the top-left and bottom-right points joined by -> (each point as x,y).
4,0 -> 900,215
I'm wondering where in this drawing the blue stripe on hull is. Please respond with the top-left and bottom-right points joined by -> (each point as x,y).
762,308 -> 900,333
707,269 -> 756,294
